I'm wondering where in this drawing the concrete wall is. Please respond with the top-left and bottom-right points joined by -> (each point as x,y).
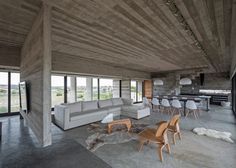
0,45 -> 20,68
20,4 -> 52,147
153,73 -> 178,96
153,72 -> 231,96
52,51 -> 150,79
121,80 -> 131,99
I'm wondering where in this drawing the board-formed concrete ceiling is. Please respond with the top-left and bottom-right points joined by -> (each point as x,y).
0,0 -> 234,74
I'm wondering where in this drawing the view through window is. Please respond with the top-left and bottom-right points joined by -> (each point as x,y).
51,76 -> 64,107
100,79 -> 113,100
0,72 -> 8,113
11,73 -> 20,112
131,80 -> 143,102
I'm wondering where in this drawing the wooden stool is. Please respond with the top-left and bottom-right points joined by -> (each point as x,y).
108,119 -> 131,134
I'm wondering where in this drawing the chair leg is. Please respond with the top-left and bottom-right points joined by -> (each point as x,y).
138,140 -> 145,152
193,110 -> 197,119
185,109 -> 189,118
173,133 -> 176,145
158,145 -> 164,162
165,143 -> 171,154
178,132 -> 182,140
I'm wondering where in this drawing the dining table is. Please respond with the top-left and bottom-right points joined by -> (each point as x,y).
154,95 -> 211,116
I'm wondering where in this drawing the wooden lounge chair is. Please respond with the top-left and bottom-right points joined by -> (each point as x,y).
168,115 -> 181,145
138,121 -> 170,162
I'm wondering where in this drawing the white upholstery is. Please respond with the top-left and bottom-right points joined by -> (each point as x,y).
65,102 -> 82,114
152,98 -> 160,106
143,97 -> 149,106
172,99 -> 181,108
111,98 -> 123,106
54,98 -> 150,130
186,100 -> 197,110
82,101 -> 98,111
161,99 -> 170,107
122,98 -> 133,105
98,99 -> 113,108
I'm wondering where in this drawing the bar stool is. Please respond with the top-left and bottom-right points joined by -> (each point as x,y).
152,97 -> 160,112
186,100 -> 198,119
171,99 -> 182,116
161,99 -> 171,115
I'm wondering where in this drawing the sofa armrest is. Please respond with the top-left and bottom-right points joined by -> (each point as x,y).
54,105 -> 70,130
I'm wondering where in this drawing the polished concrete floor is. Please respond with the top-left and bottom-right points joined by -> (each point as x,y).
0,105 -> 236,168
0,116 -> 111,168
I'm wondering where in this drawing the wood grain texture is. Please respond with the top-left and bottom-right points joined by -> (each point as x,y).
0,0 -> 235,75
0,45 -> 20,68
20,3 -> 52,147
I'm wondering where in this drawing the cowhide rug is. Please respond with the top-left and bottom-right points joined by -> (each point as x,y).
193,127 -> 234,143
86,123 -> 148,152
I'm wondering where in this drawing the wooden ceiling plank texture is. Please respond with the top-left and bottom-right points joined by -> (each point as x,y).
51,3 -> 183,69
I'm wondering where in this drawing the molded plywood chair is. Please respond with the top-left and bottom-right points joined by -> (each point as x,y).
152,98 -> 160,112
171,99 -> 182,116
161,99 -> 171,115
138,121 -> 171,162
186,100 -> 198,119
168,115 -> 181,144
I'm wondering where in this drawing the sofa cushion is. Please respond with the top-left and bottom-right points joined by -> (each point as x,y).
82,101 -> 98,111
98,99 -> 113,108
66,102 -> 82,114
70,109 -> 108,122
122,98 -> 133,105
112,98 -> 123,106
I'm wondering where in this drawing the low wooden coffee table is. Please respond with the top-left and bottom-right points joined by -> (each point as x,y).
108,119 -> 131,134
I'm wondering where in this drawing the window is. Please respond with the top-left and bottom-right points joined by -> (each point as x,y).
11,73 -> 20,112
99,79 -> 113,100
131,81 -> 137,101
0,72 -> 8,113
51,76 -> 64,107
92,78 -> 98,100
76,77 -> 87,101
131,80 -> 143,102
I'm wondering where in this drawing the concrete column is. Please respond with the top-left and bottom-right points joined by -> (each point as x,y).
85,78 -> 92,101
112,80 -> 120,98
68,77 -> 76,103
121,80 -> 131,99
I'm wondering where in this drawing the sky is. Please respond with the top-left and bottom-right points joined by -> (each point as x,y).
0,73 -> 113,86
51,76 -> 113,87
0,72 -> 20,85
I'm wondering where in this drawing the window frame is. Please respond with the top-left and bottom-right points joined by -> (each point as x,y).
0,71 -> 20,117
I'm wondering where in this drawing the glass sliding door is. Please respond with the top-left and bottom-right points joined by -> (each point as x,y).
92,78 -> 98,100
131,80 -> 143,102
99,79 -> 113,100
137,81 -> 143,101
11,73 -> 20,112
0,72 -> 8,113
76,77 -> 86,101
51,75 -> 64,107
131,81 -> 137,102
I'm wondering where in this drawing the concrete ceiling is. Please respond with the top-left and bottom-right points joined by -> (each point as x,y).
0,0 -> 234,74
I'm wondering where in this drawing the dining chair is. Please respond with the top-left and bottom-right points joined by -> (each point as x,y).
143,97 -> 152,109
168,115 -> 181,145
186,100 -> 198,119
152,98 -> 160,112
161,99 -> 171,115
138,121 -> 171,162
171,99 -> 182,116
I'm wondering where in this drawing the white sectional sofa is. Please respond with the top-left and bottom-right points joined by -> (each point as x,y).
54,98 -> 150,130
